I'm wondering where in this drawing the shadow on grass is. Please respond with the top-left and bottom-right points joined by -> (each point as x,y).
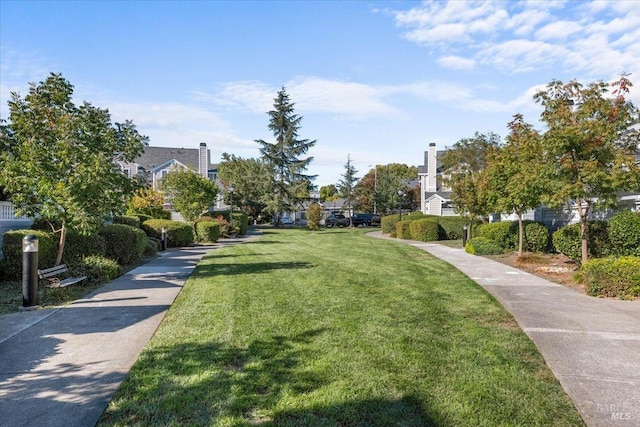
197,261 -> 315,277
100,328 -> 435,426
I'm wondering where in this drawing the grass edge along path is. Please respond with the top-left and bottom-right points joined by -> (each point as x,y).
99,228 -> 583,426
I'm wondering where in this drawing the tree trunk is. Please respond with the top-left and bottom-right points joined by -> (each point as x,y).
518,213 -> 524,257
55,222 -> 66,266
577,199 -> 590,265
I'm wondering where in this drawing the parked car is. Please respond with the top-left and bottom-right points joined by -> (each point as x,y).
351,213 -> 382,227
281,216 -> 294,225
324,213 -> 350,227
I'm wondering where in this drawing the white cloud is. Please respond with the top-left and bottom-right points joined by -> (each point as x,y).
437,55 -> 476,70
535,20 -> 584,40
392,0 -> 640,76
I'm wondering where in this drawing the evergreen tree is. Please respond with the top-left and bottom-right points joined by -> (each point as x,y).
256,88 -> 317,226
338,154 -> 358,226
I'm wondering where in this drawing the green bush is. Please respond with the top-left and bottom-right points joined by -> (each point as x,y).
142,219 -> 194,247
196,220 -> 221,243
552,221 -> 610,263
477,222 -> 517,250
524,222 -> 550,253
381,214 -> 401,234
144,238 -> 159,257
231,211 -> 249,236
465,237 -> 503,255
434,216 -> 469,240
69,255 -> 121,286
409,219 -> 440,242
113,215 -> 141,228
396,220 -> 413,239
580,256 -> 640,299
62,230 -> 107,263
99,224 -> 148,265
608,210 -> 640,256
1,229 -> 57,280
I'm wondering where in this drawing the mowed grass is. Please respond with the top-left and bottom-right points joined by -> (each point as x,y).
99,228 -> 583,426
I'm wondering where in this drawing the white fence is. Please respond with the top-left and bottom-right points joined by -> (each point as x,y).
0,202 -> 34,258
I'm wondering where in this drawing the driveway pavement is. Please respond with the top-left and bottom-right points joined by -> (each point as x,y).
0,232 -> 261,427
369,231 -> 640,427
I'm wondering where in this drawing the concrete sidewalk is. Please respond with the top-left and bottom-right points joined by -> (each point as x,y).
369,231 -> 640,427
0,232 -> 260,427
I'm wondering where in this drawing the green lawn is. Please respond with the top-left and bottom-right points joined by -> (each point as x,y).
99,228 -> 583,426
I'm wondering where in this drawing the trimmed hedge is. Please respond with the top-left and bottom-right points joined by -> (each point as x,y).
69,255 -> 121,286
196,220 -> 221,243
99,224 -> 148,265
62,230 -> 107,262
396,220 -> 413,240
232,211 -> 249,236
465,237 -> 503,255
608,210 -> 640,256
1,229 -> 58,280
142,219 -> 194,247
434,216 -> 471,240
381,214 -> 400,235
580,256 -> 640,299
552,221 -> 610,263
113,215 -> 141,228
409,219 -> 440,242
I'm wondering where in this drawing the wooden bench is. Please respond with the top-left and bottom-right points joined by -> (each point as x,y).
38,264 -> 87,288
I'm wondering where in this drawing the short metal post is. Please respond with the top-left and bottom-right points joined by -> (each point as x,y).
22,235 -> 39,309
161,227 -> 167,251
462,224 -> 468,247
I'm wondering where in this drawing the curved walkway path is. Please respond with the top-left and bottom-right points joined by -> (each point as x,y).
369,231 -> 640,427
0,232 -> 261,427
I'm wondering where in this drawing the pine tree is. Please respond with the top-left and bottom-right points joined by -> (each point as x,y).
338,154 -> 358,226
256,88 -> 317,226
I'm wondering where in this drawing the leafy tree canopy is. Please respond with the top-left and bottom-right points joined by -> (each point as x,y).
0,73 -> 148,264
217,153 -> 272,220
160,169 -> 218,222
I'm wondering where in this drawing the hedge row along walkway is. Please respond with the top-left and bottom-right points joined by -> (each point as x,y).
0,232 -> 262,427
369,231 -> 640,427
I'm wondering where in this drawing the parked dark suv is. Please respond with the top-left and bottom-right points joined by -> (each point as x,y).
351,213 -> 381,227
324,213 -> 350,227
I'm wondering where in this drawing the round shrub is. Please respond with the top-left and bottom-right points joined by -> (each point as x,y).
409,219 -> 440,242
608,210 -> 640,256
465,237 -> 503,255
552,221 -> 610,263
580,256 -> 640,299
99,224 -> 148,265
69,255 -> 121,286
477,221 -> 517,250
62,230 -> 107,263
144,238 -> 159,257
1,229 -> 57,280
524,222 -> 550,253
142,219 -> 194,247
231,211 -> 249,236
396,220 -> 413,240
196,220 -> 221,243
436,216 -> 471,240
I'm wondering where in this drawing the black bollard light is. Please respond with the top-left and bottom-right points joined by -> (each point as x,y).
462,224 -> 468,247
22,235 -> 39,309
161,227 -> 167,251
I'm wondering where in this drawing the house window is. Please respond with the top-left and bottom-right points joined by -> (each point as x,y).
122,168 -> 131,178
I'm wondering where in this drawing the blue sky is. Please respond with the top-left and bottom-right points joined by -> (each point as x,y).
1,0 -> 639,187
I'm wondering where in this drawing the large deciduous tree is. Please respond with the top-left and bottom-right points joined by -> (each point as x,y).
256,88 -> 317,226
484,115 -> 549,256
440,132 -> 501,226
160,169 -> 218,222
534,75 -> 640,265
355,164 -> 416,214
338,154 -> 358,225
0,73 -> 147,265
217,153 -> 271,221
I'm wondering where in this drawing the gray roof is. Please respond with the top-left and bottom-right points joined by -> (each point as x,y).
425,191 -> 452,200
133,146 -> 215,172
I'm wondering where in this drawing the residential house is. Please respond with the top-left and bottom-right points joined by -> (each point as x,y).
118,142 -> 226,210
417,143 -> 455,216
